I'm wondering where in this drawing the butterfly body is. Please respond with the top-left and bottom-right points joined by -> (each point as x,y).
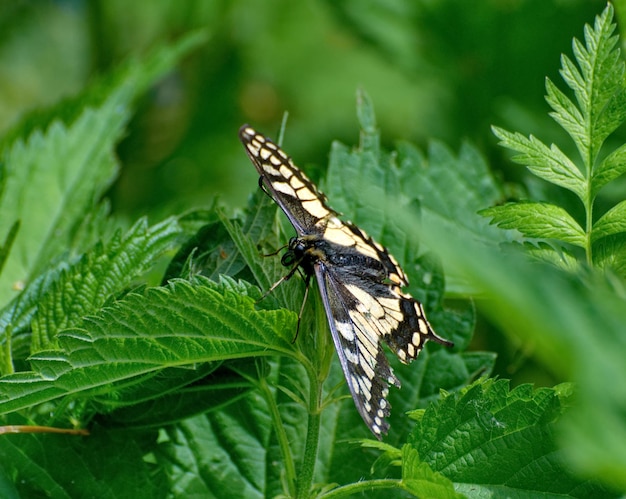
239,125 -> 453,438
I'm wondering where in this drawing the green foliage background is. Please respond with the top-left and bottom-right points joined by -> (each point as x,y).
1,1 -> 625,498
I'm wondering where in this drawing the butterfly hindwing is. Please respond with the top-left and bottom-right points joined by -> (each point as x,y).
239,124 -> 453,438
315,260 -> 399,436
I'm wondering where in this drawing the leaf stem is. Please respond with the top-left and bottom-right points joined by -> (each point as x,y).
319,479 -> 403,498
585,188 -> 594,265
295,364 -> 323,499
296,287 -> 331,499
258,369 -> 297,496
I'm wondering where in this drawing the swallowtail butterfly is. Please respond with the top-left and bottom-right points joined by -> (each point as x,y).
239,125 -> 453,438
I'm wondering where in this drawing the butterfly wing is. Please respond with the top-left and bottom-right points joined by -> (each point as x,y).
239,125 -> 336,236
314,261 -> 399,437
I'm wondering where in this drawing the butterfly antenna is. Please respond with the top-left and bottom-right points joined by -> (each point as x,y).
262,243 -> 288,257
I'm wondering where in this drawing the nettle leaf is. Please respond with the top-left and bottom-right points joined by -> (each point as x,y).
155,355 -> 313,499
401,445 -> 461,499
481,202 -> 586,247
0,32 -> 205,363
0,276 -> 296,415
0,417 -> 165,499
0,87 -> 131,308
408,379 -> 612,498
31,217 -> 182,351
399,139 -> 505,244
98,362 -> 255,428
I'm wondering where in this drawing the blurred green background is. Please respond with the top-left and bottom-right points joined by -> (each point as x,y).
0,0 -> 611,385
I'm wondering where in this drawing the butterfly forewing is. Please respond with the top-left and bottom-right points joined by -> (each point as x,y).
239,126 -> 336,235
239,124 -> 453,439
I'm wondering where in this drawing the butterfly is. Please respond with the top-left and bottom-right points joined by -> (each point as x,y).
239,124 -> 453,438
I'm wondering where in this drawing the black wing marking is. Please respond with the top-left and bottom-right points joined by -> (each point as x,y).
239,125 -> 337,236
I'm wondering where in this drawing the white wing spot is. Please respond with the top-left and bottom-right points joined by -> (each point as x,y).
290,176 -> 305,189
262,164 -> 282,176
407,344 -> 415,358
336,321 -> 355,342
412,332 -> 422,347
358,376 -> 373,400
344,347 -> 358,364
351,375 -> 360,394
273,182 -> 296,197
279,165 -> 294,178
418,317 -> 429,334
302,199 -> 330,218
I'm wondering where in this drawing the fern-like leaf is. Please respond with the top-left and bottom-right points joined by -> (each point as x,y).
486,4 -> 626,271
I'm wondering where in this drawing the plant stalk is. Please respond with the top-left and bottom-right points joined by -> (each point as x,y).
295,364 -> 323,499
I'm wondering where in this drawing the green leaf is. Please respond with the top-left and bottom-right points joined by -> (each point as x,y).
31,217 -> 182,351
480,201 -> 586,247
157,410 -> 271,498
592,143 -> 626,196
491,126 -> 585,200
591,233 -> 626,276
400,140 -> 504,240
421,199 -> 626,491
591,200 -> 626,243
99,363 -> 254,428
0,86 -> 131,308
520,241 -> 581,272
545,76 -> 585,152
401,444 -> 462,499
409,379 -> 612,498
0,276 -> 296,415
0,417 -> 165,499
490,4 -> 626,273
546,4 -> 626,170
148,352 -> 316,499
356,87 -> 379,154
0,222 -> 19,279
0,260 -> 67,365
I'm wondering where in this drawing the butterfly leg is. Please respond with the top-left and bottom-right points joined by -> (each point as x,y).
292,272 -> 311,343
255,260 -> 303,304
